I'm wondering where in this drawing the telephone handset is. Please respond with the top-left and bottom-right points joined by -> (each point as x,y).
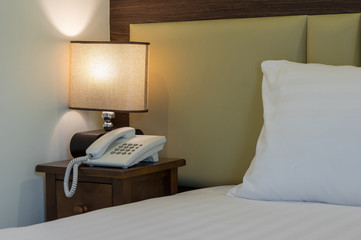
64,127 -> 166,198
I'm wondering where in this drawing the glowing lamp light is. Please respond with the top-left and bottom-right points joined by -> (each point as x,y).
39,0 -> 100,37
69,41 -> 150,130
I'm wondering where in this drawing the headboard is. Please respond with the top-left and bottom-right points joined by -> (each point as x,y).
109,2 -> 361,188
110,0 -> 361,128
127,13 -> 361,187
110,0 -> 361,41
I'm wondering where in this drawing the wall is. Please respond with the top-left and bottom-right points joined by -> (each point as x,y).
0,0 -> 109,228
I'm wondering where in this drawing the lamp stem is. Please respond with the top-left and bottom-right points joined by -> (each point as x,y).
102,111 -> 115,131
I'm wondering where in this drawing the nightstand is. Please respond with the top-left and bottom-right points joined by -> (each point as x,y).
36,158 -> 186,221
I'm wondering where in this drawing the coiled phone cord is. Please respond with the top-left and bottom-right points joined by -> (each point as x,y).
64,155 -> 89,198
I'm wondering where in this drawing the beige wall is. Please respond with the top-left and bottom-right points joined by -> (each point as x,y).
0,0 -> 109,228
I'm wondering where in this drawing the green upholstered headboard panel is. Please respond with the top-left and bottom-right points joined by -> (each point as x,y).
129,13 -> 361,187
307,13 -> 361,66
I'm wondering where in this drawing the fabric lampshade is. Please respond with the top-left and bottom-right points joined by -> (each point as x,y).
69,41 -> 149,112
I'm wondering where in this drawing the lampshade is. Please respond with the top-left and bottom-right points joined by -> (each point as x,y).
69,41 -> 149,112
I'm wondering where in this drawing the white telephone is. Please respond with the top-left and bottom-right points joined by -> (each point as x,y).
64,127 -> 166,198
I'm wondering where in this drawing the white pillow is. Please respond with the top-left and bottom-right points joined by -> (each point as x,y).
228,60 -> 361,206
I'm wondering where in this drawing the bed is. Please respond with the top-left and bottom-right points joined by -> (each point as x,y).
2,11 -> 361,239
2,186 -> 361,239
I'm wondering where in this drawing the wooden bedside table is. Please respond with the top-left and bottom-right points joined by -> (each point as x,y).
36,158 -> 185,221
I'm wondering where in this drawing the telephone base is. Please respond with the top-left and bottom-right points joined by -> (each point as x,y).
116,154 -> 160,169
88,153 -> 160,169
142,153 -> 159,163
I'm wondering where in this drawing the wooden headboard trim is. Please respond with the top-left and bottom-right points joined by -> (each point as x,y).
110,0 -> 361,41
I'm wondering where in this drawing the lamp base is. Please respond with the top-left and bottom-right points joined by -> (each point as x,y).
102,111 -> 115,131
70,130 -> 106,158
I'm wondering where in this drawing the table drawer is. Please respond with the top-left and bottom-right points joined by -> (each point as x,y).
56,180 -> 112,219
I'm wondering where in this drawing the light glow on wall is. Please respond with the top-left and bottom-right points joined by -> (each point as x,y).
39,0 -> 101,36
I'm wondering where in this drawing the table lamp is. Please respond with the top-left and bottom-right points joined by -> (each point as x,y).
68,41 -> 149,157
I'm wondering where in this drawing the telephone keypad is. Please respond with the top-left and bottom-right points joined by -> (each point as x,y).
110,142 -> 143,155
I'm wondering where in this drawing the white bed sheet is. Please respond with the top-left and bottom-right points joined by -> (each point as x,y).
2,186 -> 361,240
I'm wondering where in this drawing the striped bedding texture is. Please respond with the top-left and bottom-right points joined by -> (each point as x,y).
1,186 -> 361,240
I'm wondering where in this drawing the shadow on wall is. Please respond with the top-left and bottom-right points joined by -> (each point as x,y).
48,110 -> 102,161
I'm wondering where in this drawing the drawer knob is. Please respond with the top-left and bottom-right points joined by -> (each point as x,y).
74,205 -> 88,214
